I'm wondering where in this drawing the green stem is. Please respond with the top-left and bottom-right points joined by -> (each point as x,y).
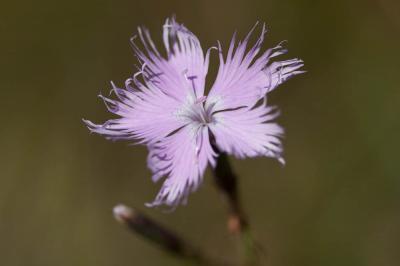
212,152 -> 263,266
241,229 -> 262,266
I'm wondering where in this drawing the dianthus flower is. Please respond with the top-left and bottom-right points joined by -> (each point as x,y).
84,17 -> 304,207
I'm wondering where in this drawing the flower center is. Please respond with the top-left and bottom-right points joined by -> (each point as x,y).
175,95 -> 214,126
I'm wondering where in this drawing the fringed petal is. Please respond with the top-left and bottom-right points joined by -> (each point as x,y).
130,16 -> 209,101
83,80 -> 185,144
209,101 -> 285,163
206,24 -> 304,112
146,126 -> 216,207
84,17 -> 210,145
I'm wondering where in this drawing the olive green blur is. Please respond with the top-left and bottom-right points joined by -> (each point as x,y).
1,0 -> 399,265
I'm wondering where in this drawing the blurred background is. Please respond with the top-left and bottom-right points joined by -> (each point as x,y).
1,0 -> 400,265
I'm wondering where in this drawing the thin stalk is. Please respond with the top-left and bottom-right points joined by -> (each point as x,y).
211,152 -> 263,266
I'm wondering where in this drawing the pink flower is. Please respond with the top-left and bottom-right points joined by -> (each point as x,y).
84,17 -> 304,207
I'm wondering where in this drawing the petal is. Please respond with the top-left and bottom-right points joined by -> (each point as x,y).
84,17 -> 211,145
83,81 -> 185,144
132,16 -> 210,100
206,23 -> 304,112
146,125 -> 216,207
209,102 -> 285,163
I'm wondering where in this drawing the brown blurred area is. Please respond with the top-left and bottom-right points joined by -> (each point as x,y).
1,0 -> 400,265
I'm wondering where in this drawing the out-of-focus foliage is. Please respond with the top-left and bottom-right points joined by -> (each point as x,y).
1,0 -> 399,265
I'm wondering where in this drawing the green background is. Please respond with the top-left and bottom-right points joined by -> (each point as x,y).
1,0 -> 400,265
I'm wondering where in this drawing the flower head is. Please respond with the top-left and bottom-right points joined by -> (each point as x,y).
84,17 -> 304,207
